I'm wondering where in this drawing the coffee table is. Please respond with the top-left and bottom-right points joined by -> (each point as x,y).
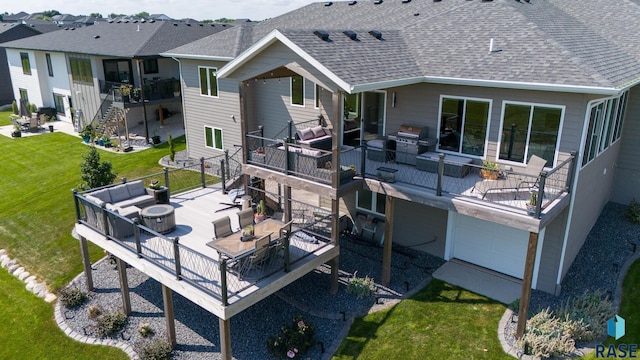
140,204 -> 176,234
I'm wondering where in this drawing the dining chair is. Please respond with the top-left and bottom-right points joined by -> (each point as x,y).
212,216 -> 233,239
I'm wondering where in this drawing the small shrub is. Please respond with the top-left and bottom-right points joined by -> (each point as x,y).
346,271 -> 376,299
509,298 -> 520,313
167,133 -> 175,162
139,339 -> 173,360
627,198 -> 640,224
96,311 -> 127,336
11,100 -> 18,115
554,291 -> 614,342
267,315 -> 315,359
59,287 -> 88,309
517,308 -> 577,358
87,305 -> 102,319
138,322 -> 154,338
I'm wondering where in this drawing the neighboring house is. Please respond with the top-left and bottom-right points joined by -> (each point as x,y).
2,12 -> 29,23
3,21 -> 231,140
0,23 -> 46,105
51,14 -> 80,26
149,14 -> 173,22
163,0 -> 640,300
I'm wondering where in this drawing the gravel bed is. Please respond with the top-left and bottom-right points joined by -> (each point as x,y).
503,202 -> 640,351
61,234 -> 445,359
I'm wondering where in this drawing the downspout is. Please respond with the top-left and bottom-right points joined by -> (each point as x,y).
554,98 -> 601,294
172,57 -> 189,155
136,58 -> 149,144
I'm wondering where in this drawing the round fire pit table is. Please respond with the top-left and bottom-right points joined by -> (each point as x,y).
140,204 -> 176,234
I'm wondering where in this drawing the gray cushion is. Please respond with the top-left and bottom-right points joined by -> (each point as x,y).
109,185 -> 131,203
90,189 -> 112,203
126,180 -> 147,197
84,195 -> 105,207
311,126 -> 326,138
298,128 -> 314,140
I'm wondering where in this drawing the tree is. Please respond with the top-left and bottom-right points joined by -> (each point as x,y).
80,147 -> 117,190
109,13 -> 126,19
90,13 -> 103,18
134,11 -> 149,19
42,10 -> 61,17
213,18 -> 234,23
167,133 -> 175,162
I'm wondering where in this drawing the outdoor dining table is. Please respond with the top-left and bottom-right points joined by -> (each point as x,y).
206,218 -> 286,260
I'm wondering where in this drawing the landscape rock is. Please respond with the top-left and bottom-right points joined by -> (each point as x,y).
26,280 -> 37,291
18,271 -> 30,281
25,275 -> 36,284
13,267 -> 25,277
0,249 -> 6,256
44,293 -> 58,303
8,264 -> 19,274
33,283 -> 46,295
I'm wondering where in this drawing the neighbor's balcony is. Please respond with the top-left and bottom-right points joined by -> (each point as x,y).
99,78 -> 181,105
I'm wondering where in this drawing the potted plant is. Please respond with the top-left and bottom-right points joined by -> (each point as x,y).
148,180 -> 169,204
80,125 -> 94,143
254,200 -> 267,223
120,84 -> 132,102
241,225 -> 255,241
11,123 -> 21,138
526,192 -> 537,216
480,160 -> 500,180
131,87 -> 141,102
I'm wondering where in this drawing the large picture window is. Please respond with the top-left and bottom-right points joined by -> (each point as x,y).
438,96 -> 491,157
20,52 -> 31,75
582,91 -> 628,167
70,58 -> 93,83
205,126 -> 223,150
103,59 -> 133,84
143,59 -> 159,74
290,75 -> 304,106
499,102 -> 563,166
199,67 -> 218,97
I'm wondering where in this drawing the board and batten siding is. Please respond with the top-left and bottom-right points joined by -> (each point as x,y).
180,59 -> 242,160
66,53 -> 101,126
611,85 -> 640,204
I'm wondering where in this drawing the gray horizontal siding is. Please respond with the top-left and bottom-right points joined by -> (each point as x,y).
536,208 -> 568,294
180,58 -> 241,160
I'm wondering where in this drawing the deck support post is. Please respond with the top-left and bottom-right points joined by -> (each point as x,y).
116,257 -> 131,315
284,185 -> 292,222
162,285 -> 177,347
330,198 -> 340,294
382,196 -> 395,287
516,231 -> 539,339
219,317 -> 232,360
331,90 -> 342,189
79,236 -> 94,291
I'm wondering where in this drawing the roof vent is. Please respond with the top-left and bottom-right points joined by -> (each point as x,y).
149,20 -> 155,23
414,13 -> 420,16
116,20 -> 121,23
186,23 -> 191,26
133,20 -> 138,23
314,30 -> 330,41
64,27 -> 69,30
373,0 -> 383,4
173,23 -> 178,26
141,19 -> 146,23
402,0 -> 411,3
324,1 -> 333,6
199,23 -> 203,26
70,27 -> 75,30
124,20 -> 129,23
94,35 -> 100,39
210,24 -> 216,26
368,30 -> 382,40
348,1 -> 357,5
433,0 -> 442,2
343,30 -> 357,40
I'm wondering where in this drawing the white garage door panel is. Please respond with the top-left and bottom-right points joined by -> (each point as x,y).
452,214 -> 527,279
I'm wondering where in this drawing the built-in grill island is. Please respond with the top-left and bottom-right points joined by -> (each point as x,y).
387,124 -> 433,165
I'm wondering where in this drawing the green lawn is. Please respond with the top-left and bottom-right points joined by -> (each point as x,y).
1,109 -> 14,126
0,132 -> 186,290
0,269 -> 125,359
332,279 -> 512,360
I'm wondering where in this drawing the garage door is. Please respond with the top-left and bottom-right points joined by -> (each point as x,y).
451,214 -> 528,279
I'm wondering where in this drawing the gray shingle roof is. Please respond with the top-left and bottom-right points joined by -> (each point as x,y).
2,21 -> 231,58
168,0 -> 640,90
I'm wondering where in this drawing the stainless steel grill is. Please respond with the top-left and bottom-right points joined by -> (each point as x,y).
388,124 -> 429,165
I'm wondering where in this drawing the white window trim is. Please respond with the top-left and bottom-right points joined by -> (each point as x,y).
198,66 -> 219,98
355,190 -> 385,216
436,94 -> 492,160
580,91 -> 628,168
290,75 -> 305,107
204,125 -> 224,151
495,100 -> 565,168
